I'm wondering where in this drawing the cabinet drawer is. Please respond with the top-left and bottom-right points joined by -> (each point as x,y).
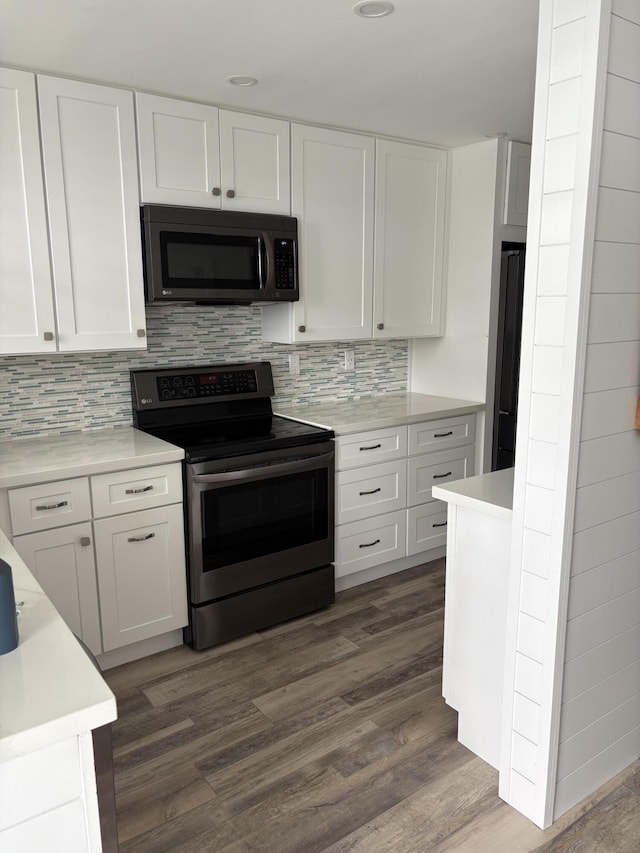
407,501 -> 448,555
336,460 -> 406,525
407,446 -> 475,507
91,463 -> 183,518
9,478 -> 91,535
408,415 -> 476,456
336,510 -> 406,577
337,426 -> 407,470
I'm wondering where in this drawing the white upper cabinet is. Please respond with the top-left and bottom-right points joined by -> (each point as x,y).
0,68 -> 57,355
136,93 -> 290,214
504,140 -> 531,227
37,75 -> 147,352
373,139 -> 447,338
262,123 -> 375,343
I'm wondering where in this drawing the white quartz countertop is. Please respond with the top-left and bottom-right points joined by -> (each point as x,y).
274,392 -> 484,436
0,426 -> 184,489
0,529 -> 116,763
432,467 -> 514,521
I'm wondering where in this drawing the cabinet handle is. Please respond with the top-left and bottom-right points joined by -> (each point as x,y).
377,323 -> 384,330
226,189 -> 235,198
35,500 -> 68,511
434,431 -> 453,438
125,485 -> 154,495
433,471 -> 452,479
359,443 -> 381,451
80,536 -> 91,546
128,532 -> 155,543
359,538 -> 381,549
298,325 -> 306,333
43,331 -> 55,341
359,487 -> 381,496
212,187 -> 221,196
432,521 -> 447,528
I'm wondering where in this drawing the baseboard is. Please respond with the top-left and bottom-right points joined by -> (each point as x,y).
96,629 -> 184,670
335,546 -> 446,592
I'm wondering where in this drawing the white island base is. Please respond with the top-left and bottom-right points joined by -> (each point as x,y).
433,467 -> 514,770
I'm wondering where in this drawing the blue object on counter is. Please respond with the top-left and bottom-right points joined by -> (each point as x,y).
0,558 -> 19,654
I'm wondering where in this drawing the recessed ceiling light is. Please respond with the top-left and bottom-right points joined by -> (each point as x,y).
353,1 -> 395,18
225,75 -> 258,87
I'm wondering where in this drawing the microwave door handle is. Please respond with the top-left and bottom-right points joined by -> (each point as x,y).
192,451 -> 334,485
262,231 -> 274,290
257,235 -> 264,286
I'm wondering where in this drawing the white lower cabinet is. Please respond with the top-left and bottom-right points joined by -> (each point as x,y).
9,462 -> 187,655
94,504 -> 187,651
12,522 -> 102,655
334,414 -> 476,583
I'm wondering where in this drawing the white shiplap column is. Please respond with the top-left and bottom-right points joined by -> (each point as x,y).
499,0 -> 612,828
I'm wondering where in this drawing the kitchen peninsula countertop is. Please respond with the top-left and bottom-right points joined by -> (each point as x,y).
432,466 -> 514,520
274,392 -> 484,436
0,528 -> 116,762
0,426 -> 183,489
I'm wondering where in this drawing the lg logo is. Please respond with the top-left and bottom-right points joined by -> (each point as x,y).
141,398 -> 154,405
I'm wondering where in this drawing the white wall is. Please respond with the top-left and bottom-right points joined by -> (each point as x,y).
409,138 -> 501,471
556,0 -> 640,817
500,0 -> 640,828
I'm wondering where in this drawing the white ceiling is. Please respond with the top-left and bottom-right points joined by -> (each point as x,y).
1,0 -> 539,148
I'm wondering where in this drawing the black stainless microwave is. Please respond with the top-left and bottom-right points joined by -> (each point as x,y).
141,204 -> 299,304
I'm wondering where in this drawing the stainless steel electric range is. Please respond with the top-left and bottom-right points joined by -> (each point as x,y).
131,361 -> 335,650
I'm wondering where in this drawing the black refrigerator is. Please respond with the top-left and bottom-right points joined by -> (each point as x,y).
492,244 -> 526,471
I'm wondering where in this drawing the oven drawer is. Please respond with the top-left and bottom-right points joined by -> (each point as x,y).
336,510 -> 406,577
9,478 -> 91,535
408,415 -> 476,455
407,446 -> 475,507
407,501 -> 448,555
336,460 -> 406,525
336,426 -> 407,470
91,463 -> 183,518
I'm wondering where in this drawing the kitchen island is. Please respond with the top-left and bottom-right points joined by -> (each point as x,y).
0,528 -> 116,851
433,466 -> 514,770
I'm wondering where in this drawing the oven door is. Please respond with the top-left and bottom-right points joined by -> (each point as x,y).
186,442 -> 335,604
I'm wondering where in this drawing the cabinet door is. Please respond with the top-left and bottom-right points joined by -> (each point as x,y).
290,123 -> 374,342
373,140 -> 447,338
38,75 -> 146,352
13,522 -> 102,655
93,504 -> 187,651
219,110 -> 290,214
136,92 -> 221,208
0,68 -> 56,355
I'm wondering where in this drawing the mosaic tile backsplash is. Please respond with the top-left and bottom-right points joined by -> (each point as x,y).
0,304 -> 408,438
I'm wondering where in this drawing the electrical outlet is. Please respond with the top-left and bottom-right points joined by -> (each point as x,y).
344,349 -> 355,371
289,353 -> 300,375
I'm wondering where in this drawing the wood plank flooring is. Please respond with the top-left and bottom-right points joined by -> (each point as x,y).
105,559 -> 640,852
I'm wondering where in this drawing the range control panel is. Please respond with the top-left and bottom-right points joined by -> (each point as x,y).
156,370 -> 258,401
131,362 -> 275,411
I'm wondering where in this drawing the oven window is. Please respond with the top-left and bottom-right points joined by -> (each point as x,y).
160,232 -> 260,290
200,467 -> 329,571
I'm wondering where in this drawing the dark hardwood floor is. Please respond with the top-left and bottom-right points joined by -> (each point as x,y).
105,559 -> 640,852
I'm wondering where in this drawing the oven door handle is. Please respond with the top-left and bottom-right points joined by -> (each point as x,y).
191,451 -> 334,484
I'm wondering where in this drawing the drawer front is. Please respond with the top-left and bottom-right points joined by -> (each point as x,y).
91,463 -> 183,518
9,478 -> 91,535
337,426 -> 408,470
336,460 -> 406,525
407,446 -> 475,507
408,415 -> 476,456
407,501 -> 448,555
336,510 -> 406,577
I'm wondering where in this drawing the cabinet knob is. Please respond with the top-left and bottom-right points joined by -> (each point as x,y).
298,325 -> 306,333
226,189 -> 235,199
211,187 -> 221,196
43,331 -> 55,341
80,536 -> 91,547
137,328 -> 146,338
377,323 -> 384,331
